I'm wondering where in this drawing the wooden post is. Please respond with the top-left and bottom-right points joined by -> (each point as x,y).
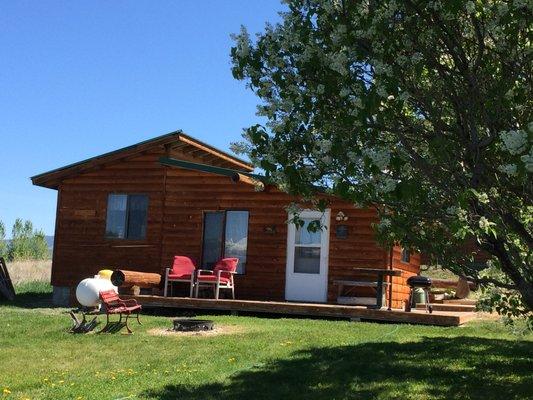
0,257 -> 15,301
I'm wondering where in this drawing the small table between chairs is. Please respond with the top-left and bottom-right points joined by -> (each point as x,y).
334,268 -> 402,310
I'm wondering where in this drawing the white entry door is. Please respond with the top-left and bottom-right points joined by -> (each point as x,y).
285,209 -> 330,303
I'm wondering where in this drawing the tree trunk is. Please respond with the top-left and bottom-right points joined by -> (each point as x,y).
485,238 -> 533,310
517,280 -> 533,311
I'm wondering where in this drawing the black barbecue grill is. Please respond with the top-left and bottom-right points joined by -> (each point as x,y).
406,275 -> 433,313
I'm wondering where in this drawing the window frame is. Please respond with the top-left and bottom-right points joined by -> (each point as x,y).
104,193 -> 149,241
401,248 -> 411,264
201,209 -> 249,274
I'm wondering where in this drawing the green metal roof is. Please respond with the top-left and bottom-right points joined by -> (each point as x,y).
159,157 -> 266,182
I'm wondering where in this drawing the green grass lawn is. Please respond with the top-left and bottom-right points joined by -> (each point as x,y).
1,283 -> 532,400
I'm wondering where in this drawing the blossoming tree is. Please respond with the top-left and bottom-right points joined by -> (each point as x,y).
231,0 -> 532,312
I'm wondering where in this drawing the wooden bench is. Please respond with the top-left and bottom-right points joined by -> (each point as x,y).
334,280 -> 390,306
334,268 -> 402,309
99,290 -> 142,334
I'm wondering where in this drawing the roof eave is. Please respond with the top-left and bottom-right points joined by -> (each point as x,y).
31,130 -> 254,189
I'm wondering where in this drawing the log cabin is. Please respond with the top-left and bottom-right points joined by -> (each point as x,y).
32,131 -> 420,308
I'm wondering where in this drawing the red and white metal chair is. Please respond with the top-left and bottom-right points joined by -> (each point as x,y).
195,258 -> 238,299
163,256 -> 197,297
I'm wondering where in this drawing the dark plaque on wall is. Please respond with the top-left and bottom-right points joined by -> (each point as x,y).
335,225 -> 348,239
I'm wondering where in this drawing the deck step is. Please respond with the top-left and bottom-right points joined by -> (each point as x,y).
416,303 -> 476,312
442,299 -> 477,306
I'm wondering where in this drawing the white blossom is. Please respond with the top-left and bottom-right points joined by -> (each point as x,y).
378,218 -> 392,230
363,148 -> 391,169
399,91 -> 410,102
446,206 -> 458,216
331,24 -> 347,45
498,163 -> 518,176
478,216 -> 493,231
329,52 -> 348,76
376,86 -> 388,98
233,26 -> 250,57
445,206 -> 467,221
339,87 -> 351,97
500,129 -> 528,155
316,139 -> 332,154
352,97 -> 363,109
411,52 -> 423,63
377,176 -> 397,193
397,55 -> 408,66
477,192 -> 489,204
520,146 -> 533,172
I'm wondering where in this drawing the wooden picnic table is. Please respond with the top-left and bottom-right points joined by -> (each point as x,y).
334,268 -> 402,310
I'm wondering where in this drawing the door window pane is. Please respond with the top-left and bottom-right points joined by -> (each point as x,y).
105,194 -> 128,238
202,212 -> 225,270
224,211 -> 249,274
295,218 -> 321,245
294,247 -> 321,274
127,195 -> 149,240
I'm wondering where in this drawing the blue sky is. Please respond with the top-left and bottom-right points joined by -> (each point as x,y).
0,1 -> 283,237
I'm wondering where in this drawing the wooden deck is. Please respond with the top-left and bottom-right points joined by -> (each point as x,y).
127,295 -> 477,327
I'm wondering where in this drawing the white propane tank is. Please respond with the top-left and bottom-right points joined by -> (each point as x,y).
76,276 -> 117,307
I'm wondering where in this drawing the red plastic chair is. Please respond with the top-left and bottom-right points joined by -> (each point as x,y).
195,258 -> 239,299
163,256 -> 197,297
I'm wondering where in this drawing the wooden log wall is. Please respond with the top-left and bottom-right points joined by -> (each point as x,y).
51,145 -> 419,307
52,147 -> 167,287
390,246 -> 421,309
160,164 -> 289,301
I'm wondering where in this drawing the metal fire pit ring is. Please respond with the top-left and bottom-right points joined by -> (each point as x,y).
173,319 -> 215,332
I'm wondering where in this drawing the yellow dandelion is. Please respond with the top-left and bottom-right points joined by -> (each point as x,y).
228,357 -> 236,362
2,388 -> 11,395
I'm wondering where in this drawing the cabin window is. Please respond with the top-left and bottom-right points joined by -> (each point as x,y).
105,194 -> 149,240
401,248 -> 411,263
202,210 -> 249,274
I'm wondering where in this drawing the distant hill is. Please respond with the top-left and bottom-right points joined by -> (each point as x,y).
45,236 -> 54,250
1,236 -> 54,251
